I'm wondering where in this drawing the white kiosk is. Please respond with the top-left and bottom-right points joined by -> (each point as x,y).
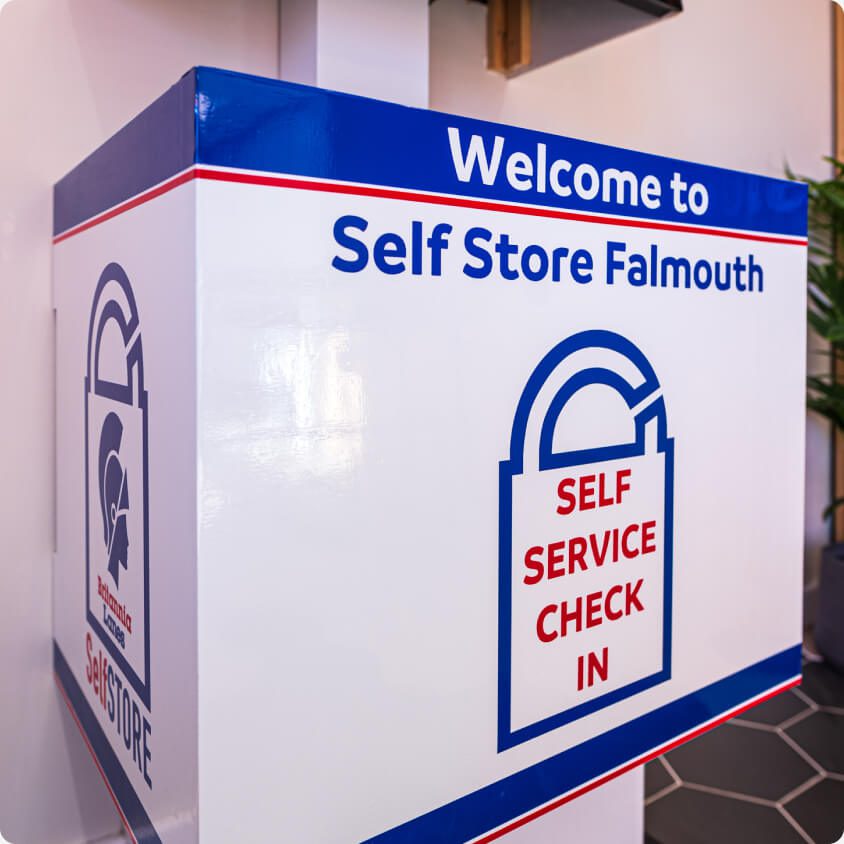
53,67 -> 807,843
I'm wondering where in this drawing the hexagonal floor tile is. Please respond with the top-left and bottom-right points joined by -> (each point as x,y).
645,758 -> 674,798
784,777 -> 844,844
800,662 -> 844,709
785,711 -> 844,775
664,723 -> 815,800
646,787 -> 805,844
734,689 -> 809,727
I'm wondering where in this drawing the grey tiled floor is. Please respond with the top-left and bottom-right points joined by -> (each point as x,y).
645,663 -> 844,844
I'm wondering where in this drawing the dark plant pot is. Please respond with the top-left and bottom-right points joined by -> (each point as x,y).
815,543 -> 844,674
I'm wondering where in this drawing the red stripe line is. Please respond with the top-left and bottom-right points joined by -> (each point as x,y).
53,166 -> 807,247
54,659 -> 798,842
54,672 -> 139,844
472,677 -> 801,843
53,169 -> 196,244
195,168 -> 806,246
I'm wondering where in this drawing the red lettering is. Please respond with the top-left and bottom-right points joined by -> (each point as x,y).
84,634 -> 110,712
547,541 -> 566,579
605,584 -> 624,620
577,650 -> 610,690
616,469 -> 631,503
585,591 -> 602,628
621,523 -> 640,559
557,469 -> 634,514
598,473 -> 613,507
568,536 -> 587,572
579,474 -> 596,510
556,478 -> 576,515
560,597 -> 583,637
642,520 -> 657,554
537,579 -> 646,643
626,579 -> 645,613
93,650 -> 100,697
86,633 -> 93,683
520,521 -> 657,584
589,531 -> 610,566
537,605 -> 558,642
523,546 -> 544,585
588,647 -> 609,685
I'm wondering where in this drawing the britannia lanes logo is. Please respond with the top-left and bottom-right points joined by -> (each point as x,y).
99,411 -> 130,587
85,262 -> 151,708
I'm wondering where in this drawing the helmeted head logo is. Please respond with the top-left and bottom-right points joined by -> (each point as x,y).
99,411 -> 130,587
85,261 -> 151,708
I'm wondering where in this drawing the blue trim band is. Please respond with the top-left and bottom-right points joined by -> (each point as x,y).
53,70 -> 196,237
54,66 -> 808,238
56,634 -> 799,844
363,644 -> 801,843
53,641 -> 162,844
193,68 -> 806,236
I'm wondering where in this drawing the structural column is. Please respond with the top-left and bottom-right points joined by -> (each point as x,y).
280,0 -> 429,108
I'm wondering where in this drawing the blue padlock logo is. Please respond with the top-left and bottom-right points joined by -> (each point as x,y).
85,262 -> 151,708
498,330 -> 673,751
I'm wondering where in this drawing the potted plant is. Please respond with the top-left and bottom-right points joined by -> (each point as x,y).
798,159 -> 844,672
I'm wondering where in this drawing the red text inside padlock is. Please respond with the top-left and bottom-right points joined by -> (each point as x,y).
535,579 -> 646,642
556,469 -> 632,515
523,520 -> 657,584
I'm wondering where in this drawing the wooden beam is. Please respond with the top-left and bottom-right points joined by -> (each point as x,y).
616,0 -> 682,17
487,0 -> 531,74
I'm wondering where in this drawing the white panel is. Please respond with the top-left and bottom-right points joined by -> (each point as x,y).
195,170 -> 804,842
54,184 -> 199,843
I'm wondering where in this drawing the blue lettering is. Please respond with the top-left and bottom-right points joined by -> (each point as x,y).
571,249 -> 594,284
374,232 -> 406,275
332,215 -> 369,273
606,241 -> 627,285
521,244 -> 548,282
464,227 -> 494,279
122,689 -> 131,750
495,233 -> 519,281
428,223 -> 452,276
107,665 -> 115,721
143,718 -> 153,788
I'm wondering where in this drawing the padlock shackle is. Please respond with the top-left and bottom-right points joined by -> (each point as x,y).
508,330 -> 661,474
86,262 -> 144,406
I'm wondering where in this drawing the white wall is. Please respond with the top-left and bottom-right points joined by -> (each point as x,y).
430,0 -> 833,597
0,0 -> 832,842
0,3 -> 278,842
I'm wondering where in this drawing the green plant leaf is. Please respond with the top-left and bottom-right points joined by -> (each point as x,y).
822,496 -> 844,521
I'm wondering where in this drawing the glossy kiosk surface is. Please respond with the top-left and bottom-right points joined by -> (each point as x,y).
53,67 -> 807,844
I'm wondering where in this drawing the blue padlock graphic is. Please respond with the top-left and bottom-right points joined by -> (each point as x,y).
84,262 -> 151,709
498,330 -> 673,751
